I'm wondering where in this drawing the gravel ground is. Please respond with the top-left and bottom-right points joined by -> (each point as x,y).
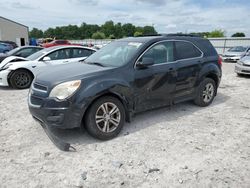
0,63 -> 250,188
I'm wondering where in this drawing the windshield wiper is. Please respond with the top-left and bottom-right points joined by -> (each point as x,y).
85,62 -> 106,67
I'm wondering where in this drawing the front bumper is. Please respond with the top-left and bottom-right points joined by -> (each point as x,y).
33,117 -> 73,151
0,69 -> 10,86
235,63 -> 250,75
28,92 -> 85,129
221,56 -> 240,62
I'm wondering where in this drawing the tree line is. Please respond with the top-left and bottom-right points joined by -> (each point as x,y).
190,30 -> 245,38
29,21 -> 157,40
29,21 -> 246,40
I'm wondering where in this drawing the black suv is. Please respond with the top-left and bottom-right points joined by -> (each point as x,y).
29,35 -> 222,144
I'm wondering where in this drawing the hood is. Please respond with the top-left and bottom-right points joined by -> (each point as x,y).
240,56 -> 250,65
35,62 -> 113,87
0,56 -> 28,68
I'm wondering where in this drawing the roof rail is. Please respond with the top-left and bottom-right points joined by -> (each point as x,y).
134,33 -> 202,38
161,33 -> 202,37
135,34 -> 161,37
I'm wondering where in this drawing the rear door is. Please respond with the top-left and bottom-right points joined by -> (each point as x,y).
174,41 -> 203,100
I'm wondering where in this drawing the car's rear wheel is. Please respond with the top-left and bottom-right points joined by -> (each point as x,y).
194,78 -> 216,107
9,70 -> 33,89
85,96 -> 125,140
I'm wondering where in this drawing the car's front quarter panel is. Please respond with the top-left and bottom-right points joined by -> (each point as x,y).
0,69 -> 11,86
74,69 -> 134,120
29,67 -> 134,129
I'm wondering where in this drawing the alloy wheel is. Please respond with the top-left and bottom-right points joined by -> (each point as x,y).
14,72 -> 31,88
95,102 -> 121,133
202,83 -> 214,103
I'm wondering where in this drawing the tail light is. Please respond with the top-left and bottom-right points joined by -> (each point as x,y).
218,56 -> 222,67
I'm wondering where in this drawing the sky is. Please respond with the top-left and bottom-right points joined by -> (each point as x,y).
0,0 -> 250,36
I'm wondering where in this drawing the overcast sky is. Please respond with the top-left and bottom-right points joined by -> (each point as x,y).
0,0 -> 250,36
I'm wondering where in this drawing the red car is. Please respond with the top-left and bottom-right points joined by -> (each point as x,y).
42,40 -> 81,48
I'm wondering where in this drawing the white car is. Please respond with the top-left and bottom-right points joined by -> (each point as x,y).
235,52 -> 250,76
221,46 -> 250,62
0,46 -> 96,89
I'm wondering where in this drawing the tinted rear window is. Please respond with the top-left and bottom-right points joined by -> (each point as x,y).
175,41 -> 202,60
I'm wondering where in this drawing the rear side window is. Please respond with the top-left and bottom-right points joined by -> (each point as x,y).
175,41 -> 202,60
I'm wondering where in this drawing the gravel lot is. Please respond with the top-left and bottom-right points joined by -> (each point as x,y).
0,63 -> 250,188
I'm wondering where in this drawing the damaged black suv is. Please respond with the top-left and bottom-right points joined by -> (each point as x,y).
29,35 -> 222,147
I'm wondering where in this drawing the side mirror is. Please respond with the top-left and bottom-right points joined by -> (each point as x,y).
42,56 -> 51,61
137,57 -> 154,69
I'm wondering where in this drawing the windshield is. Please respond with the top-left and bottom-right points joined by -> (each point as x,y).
228,46 -> 247,52
6,47 -> 21,55
27,48 -> 51,61
85,41 -> 143,67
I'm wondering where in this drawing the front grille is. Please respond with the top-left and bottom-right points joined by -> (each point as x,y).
224,55 -> 234,57
29,82 -> 49,107
33,83 -> 48,92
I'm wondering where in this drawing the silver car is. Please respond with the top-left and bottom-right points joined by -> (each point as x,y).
235,52 -> 250,76
221,46 -> 250,62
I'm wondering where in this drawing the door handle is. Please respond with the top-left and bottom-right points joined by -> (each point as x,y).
169,67 -> 174,71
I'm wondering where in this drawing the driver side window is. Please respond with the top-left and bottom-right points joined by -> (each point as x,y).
45,49 -> 70,60
140,42 -> 174,64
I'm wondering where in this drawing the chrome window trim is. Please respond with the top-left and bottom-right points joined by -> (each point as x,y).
134,39 -> 204,68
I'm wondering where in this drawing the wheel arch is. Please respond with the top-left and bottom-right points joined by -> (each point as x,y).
205,72 -> 219,88
81,92 -> 131,129
198,63 -> 221,88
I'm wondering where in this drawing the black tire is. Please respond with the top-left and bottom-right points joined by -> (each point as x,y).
194,78 -> 217,107
9,70 -> 33,89
237,73 -> 244,77
85,96 -> 125,140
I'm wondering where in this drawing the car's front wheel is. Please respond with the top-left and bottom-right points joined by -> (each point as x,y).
85,96 -> 125,140
9,70 -> 33,89
194,78 -> 217,107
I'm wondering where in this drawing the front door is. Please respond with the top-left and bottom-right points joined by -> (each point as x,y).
133,41 -> 177,112
41,48 -> 72,65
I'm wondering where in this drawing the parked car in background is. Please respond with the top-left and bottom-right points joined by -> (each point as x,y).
0,41 -> 18,49
37,38 -> 54,46
221,46 -> 250,62
0,46 -> 43,62
0,46 -> 96,89
42,40 -> 75,48
0,43 -> 11,53
235,51 -> 250,76
28,35 -> 222,150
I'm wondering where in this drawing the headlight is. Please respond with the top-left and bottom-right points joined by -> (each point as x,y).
49,80 -> 81,100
